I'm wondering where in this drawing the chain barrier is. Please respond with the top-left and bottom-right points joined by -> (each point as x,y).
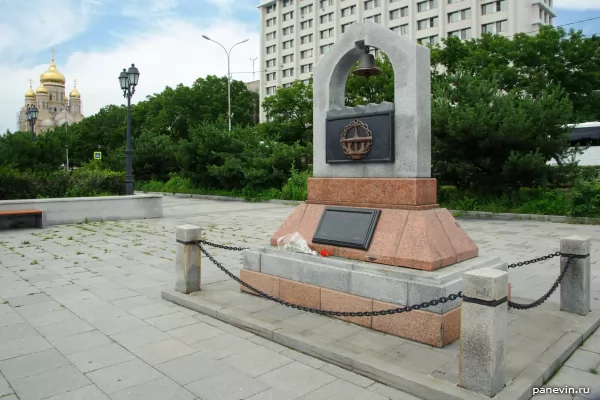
198,240 -> 579,313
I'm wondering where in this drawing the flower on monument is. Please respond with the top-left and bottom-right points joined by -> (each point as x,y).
320,249 -> 332,257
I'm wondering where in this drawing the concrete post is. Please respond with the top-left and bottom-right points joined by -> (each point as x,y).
560,236 -> 591,316
175,224 -> 202,294
459,268 -> 508,397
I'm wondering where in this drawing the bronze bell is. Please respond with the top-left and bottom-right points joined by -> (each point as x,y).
352,47 -> 382,78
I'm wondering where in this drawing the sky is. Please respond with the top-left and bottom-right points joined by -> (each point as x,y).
0,0 -> 599,135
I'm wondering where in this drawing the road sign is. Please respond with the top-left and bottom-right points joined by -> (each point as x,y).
94,151 -> 102,160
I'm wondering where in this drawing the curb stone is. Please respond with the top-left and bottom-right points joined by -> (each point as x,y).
136,191 -> 600,224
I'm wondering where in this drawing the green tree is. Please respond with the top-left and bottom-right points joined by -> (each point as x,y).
344,53 -> 394,105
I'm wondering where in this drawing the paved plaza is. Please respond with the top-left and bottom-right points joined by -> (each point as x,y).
0,195 -> 599,400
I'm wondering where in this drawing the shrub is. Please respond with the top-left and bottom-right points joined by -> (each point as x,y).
0,168 -> 124,200
280,162 -> 310,201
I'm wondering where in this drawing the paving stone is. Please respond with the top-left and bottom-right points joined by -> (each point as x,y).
129,303 -> 178,319
109,376 -> 196,400
22,309 -> 77,328
14,300 -> 62,317
66,343 -> 136,373
110,326 -> 170,349
90,315 -> 148,336
191,332 -> 258,359
279,349 -> 327,369
0,312 -> 25,328
257,361 -> 337,399
565,348 -> 600,372
0,349 -> 70,381
10,365 -> 91,400
85,358 -> 163,394
36,318 -> 95,339
318,364 -> 375,388
582,334 -> 600,354
43,384 -> 110,400
156,351 -> 233,385
49,330 -> 113,355
184,368 -> 270,400
0,322 -> 38,343
129,339 -> 197,365
0,303 -> 14,315
367,382 -> 423,400
165,322 -> 224,345
145,312 -> 198,331
221,346 -> 294,377
0,335 -> 53,361
109,296 -> 157,311
0,373 -> 13,397
298,379 -> 387,400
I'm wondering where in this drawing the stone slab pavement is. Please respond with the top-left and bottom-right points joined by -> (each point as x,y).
0,195 -> 598,400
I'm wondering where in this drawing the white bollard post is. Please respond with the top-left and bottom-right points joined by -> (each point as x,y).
174,224 -> 202,294
460,268 -> 508,397
560,236 -> 591,316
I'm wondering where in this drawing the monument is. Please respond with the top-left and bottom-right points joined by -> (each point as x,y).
241,22 -> 506,347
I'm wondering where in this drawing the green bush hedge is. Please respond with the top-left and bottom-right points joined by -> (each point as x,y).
0,168 -> 125,200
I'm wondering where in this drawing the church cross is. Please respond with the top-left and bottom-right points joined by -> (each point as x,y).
51,48 -> 56,61
74,79 -> 77,87
29,78 -> 33,87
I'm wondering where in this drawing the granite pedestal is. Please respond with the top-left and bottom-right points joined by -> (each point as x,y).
242,246 -> 506,347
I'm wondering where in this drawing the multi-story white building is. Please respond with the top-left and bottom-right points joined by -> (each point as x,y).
258,0 -> 555,121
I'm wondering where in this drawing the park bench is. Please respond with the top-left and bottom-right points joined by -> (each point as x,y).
0,209 -> 45,229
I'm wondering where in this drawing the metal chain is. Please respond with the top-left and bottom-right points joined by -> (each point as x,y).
508,252 -> 561,269
200,239 -> 247,252
197,244 -> 462,317
508,258 -> 571,310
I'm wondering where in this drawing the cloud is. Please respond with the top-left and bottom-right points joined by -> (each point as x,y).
554,0 -> 600,10
0,16 -> 259,134
205,0 -> 236,15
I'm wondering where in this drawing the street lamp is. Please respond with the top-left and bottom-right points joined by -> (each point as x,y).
25,104 -> 38,142
202,35 -> 249,131
118,63 -> 140,195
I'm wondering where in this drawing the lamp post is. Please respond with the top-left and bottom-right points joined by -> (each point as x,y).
118,64 -> 140,195
25,104 -> 38,142
202,35 -> 249,131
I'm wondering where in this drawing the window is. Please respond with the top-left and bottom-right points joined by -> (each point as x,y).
401,24 -> 409,35
283,68 -> 294,77
448,0 -> 463,3
283,0 -> 293,6
266,4 -> 276,14
320,0 -> 334,7
301,63 -> 313,73
417,16 -> 438,29
482,19 -> 508,33
320,13 -> 333,23
282,83 -> 293,88
283,26 -> 294,35
283,39 -> 294,49
320,43 -> 333,54
419,35 -> 439,45
283,11 -> 294,21
390,9 -> 401,19
481,0 -> 507,15
266,72 -> 276,81
282,54 -> 294,63
390,0 -> 400,2
342,5 -> 356,17
417,0 -> 437,12
301,34 -> 313,44
266,31 -> 276,41
266,45 -> 276,54
341,21 -> 355,32
448,8 -> 471,23
364,0 -> 380,10
448,27 -> 471,39
301,49 -> 313,58
301,19 -> 313,29
320,28 -> 334,39
266,59 -> 276,68
364,14 -> 382,23
266,86 -> 276,95
401,6 -> 408,17
301,4 -> 313,14
266,17 -> 276,27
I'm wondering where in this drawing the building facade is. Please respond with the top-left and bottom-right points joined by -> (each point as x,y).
257,0 -> 555,121
18,52 -> 84,134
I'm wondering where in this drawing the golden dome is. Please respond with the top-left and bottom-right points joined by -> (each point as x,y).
36,82 -> 49,95
69,80 -> 80,98
25,83 -> 36,99
40,55 -> 65,85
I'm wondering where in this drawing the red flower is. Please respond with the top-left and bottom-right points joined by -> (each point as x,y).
320,249 -> 332,257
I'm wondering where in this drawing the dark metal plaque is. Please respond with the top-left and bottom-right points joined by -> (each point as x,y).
326,110 -> 394,164
313,207 -> 381,250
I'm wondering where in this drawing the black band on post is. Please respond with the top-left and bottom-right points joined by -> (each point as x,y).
176,239 -> 200,245
560,253 -> 589,259
462,296 -> 508,307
